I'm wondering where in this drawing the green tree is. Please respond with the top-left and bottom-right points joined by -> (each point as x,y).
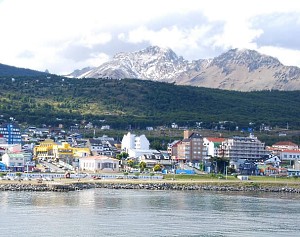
127,159 -> 134,168
153,164 -> 162,172
117,152 -> 129,160
139,161 -> 146,172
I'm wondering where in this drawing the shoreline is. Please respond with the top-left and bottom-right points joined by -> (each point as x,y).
1,179 -> 300,193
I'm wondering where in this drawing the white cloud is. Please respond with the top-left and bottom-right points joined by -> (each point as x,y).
210,20 -> 264,50
0,0 -> 300,74
78,32 -> 112,48
259,46 -> 300,67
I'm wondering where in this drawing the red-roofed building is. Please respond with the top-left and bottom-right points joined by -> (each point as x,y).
272,141 -> 299,151
203,137 -> 226,157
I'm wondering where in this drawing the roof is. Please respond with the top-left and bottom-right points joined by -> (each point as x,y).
182,138 -> 191,142
168,140 -> 180,147
273,141 -> 298,146
80,155 -> 119,161
88,138 -> 103,145
205,137 -> 226,143
189,133 -> 202,139
5,153 -> 24,158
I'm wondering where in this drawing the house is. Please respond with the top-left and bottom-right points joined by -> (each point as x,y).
138,152 -> 172,169
79,155 -> 119,173
87,138 -> 113,156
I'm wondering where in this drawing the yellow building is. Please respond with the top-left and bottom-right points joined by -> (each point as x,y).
53,142 -> 90,164
34,140 -> 91,164
33,139 -> 56,160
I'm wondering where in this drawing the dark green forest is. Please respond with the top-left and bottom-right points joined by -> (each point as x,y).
0,75 -> 300,130
0,63 -> 48,77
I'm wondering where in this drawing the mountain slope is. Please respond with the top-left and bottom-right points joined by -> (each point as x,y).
176,49 -> 300,91
70,47 -> 300,91
0,63 -> 49,77
1,76 -> 300,130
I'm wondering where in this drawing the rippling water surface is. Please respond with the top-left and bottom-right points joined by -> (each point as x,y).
1,189 -> 300,237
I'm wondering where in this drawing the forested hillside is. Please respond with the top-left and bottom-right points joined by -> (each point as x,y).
0,63 -> 48,77
0,76 -> 300,130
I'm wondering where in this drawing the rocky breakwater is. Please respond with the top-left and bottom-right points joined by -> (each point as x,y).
0,182 -> 96,192
94,182 -> 300,193
1,181 -> 300,193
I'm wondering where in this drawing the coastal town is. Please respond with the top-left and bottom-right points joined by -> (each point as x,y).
0,122 -> 300,182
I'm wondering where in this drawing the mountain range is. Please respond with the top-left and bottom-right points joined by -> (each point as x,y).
67,46 -> 300,91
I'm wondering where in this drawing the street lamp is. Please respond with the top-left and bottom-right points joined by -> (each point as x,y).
172,158 -> 176,180
226,166 -> 228,180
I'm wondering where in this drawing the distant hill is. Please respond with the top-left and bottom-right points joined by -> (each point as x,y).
67,46 -> 300,91
0,63 -> 49,77
1,76 -> 300,130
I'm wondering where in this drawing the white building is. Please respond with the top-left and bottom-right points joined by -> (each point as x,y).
222,134 -> 267,168
121,132 -> 150,153
203,137 -> 226,158
79,155 -> 119,173
127,149 -> 159,159
280,150 -> 300,162
2,153 -> 25,172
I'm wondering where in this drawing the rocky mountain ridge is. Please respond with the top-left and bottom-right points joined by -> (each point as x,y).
66,46 -> 300,91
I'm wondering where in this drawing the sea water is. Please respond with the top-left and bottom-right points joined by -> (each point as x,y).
1,189 -> 300,237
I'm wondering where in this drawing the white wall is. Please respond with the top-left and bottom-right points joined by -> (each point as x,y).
122,132 -> 150,152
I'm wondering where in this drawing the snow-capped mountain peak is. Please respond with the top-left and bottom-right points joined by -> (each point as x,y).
66,46 -> 300,91
77,46 -> 189,81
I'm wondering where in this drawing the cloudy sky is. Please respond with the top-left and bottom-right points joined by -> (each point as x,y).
0,0 -> 300,75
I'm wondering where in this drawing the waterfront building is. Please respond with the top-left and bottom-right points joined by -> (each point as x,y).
121,132 -> 150,153
177,130 -> 206,166
53,142 -> 90,165
138,152 -> 172,169
272,141 -> 299,151
0,123 -> 21,144
34,139 -> 90,167
87,138 -> 114,156
203,137 -> 226,158
2,152 -> 25,172
279,149 -> 300,168
33,139 -> 56,160
221,134 -> 267,168
0,162 -> 7,171
167,140 -> 181,159
79,155 -> 119,173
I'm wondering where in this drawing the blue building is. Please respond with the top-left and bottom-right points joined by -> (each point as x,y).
0,123 -> 22,144
0,162 -> 7,171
